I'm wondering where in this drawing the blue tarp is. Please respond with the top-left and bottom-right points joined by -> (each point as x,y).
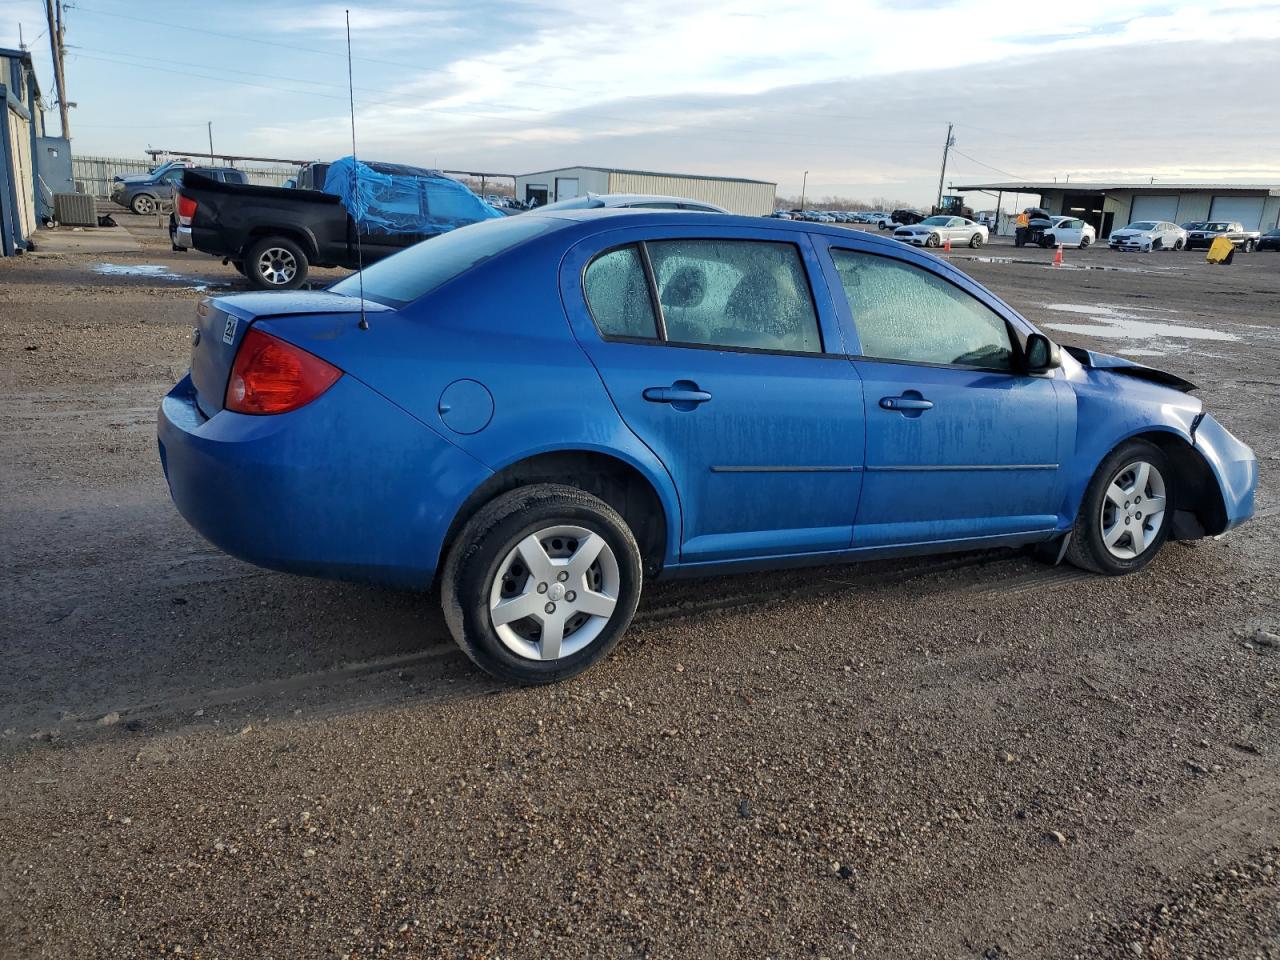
322,156 -> 503,235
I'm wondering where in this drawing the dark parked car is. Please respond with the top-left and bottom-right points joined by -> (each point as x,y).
879,209 -> 925,229
1257,228 -> 1280,251
157,210 -> 1256,684
112,166 -> 247,216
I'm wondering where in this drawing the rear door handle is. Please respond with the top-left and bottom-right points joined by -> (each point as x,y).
880,395 -> 933,411
643,384 -> 712,405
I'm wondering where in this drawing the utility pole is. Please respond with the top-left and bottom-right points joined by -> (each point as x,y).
44,0 -> 71,138
207,122 -> 215,163
934,122 -> 954,212
800,170 -> 809,212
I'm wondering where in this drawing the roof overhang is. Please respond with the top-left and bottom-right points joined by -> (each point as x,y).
951,181 -> 1280,197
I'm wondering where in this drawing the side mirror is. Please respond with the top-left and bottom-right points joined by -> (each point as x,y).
1024,333 -> 1061,373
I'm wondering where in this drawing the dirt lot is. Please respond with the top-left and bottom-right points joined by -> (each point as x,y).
1,211 -> 1278,959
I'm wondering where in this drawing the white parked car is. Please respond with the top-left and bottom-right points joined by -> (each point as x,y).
1108,220 -> 1187,252
1043,215 -> 1097,249
893,215 -> 989,249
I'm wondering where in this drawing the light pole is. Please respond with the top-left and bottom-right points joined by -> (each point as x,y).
207,121 -> 215,163
800,170 -> 809,212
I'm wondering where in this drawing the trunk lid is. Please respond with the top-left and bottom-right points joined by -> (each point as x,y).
189,291 -> 389,417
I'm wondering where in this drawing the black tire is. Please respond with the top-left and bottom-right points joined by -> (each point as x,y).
1171,238 -> 1183,251
440,484 -> 643,684
130,193 -> 158,216
244,235 -> 308,290
925,233 -> 941,248
1244,239 -> 1256,253
1080,235 -> 1091,249
1039,235 -> 1053,249
1065,439 -> 1174,576
877,222 -> 888,230
969,233 -> 984,249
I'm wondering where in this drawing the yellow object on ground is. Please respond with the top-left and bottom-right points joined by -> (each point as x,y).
1207,236 -> 1236,264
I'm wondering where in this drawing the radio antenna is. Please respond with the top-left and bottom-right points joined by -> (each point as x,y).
346,9 -> 369,330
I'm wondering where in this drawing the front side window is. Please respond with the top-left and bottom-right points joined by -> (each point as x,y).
646,239 -> 821,353
829,249 -> 1014,371
583,245 -> 658,339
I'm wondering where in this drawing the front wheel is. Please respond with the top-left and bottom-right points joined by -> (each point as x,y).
441,484 -> 643,684
925,233 -> 941,248
1066,439 -> 1173,576
969,233 -> 984,249
1080,235 -> 1092,248
130,194 -> 157,216
244,236 -> 308,290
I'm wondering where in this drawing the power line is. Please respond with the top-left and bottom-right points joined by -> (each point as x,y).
948,148 -> 1029,181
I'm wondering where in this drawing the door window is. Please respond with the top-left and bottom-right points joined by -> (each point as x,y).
830,249 -> 1014,371
583,245 -> 659,339
646,239 -> 821,353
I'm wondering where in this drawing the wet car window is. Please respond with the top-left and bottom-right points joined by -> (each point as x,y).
584,245 -> 658,339
830,250 -> 1013,371
645,240 -> 821,353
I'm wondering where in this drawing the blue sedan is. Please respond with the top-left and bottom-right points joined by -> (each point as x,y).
158,211 -> 1257,683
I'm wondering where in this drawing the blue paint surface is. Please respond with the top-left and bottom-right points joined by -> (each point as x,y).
157,211 -> 1258,589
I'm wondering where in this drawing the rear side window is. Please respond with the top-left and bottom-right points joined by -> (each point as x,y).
830,249 -> 1013,371
330,216 -> 558,307
583,246 -> 658,339
647,239 -> 821,353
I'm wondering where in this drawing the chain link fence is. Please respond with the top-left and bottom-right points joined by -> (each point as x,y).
72,155 -> 299,198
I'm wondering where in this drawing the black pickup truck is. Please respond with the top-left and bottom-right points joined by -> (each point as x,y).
171,161 -> 492,289
1180,221 -> 1261,252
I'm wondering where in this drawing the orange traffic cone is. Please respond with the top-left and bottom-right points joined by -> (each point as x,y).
1053,244 -> 1064,267
943,236 -> 951,252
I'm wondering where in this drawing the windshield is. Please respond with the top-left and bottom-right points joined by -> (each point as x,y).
920,216 -> 950,226
1125,222 -> 1157,230
1267,229 -> 1280,237
1203,222 -> 1230,231
1183,221 -> 1207,230
329,216 -> 559,307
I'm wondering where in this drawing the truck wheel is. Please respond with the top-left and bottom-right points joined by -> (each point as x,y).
130,194 -> 157,215
1244,239 -> 1256,253
441,484 -> 643,684
245,236 -> 308,290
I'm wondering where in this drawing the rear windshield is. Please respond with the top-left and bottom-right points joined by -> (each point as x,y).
330,216 -> 558,307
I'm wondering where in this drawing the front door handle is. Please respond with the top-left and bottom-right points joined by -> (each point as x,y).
880,395 -> 933,412
643,382 -> 712,406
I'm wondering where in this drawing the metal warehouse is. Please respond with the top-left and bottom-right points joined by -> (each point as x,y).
953,180 -> 1280,239
1,47 -> 42,256
514,166 -> 776,215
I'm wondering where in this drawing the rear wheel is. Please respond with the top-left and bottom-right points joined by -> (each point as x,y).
130,194 -> 157,216
1172,238 -> 1185,251
441,484 -> 643,684
1066,439 -> 1173,576
1080,235 -> 1092,248
969,233 -> 984,249
244,236 -> 308,290
1244,239 -> 1256,253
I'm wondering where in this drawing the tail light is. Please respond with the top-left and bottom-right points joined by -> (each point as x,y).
176,194 -> 197,221
225,328 -> 342,415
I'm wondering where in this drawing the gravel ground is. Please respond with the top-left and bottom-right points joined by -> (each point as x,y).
1,214 -> 1278,959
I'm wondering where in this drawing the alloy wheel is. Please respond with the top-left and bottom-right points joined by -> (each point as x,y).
1099,460 -> 1167,560
133,196 -> 156,215
257,247 -> 298,286
488,524 -> 621,661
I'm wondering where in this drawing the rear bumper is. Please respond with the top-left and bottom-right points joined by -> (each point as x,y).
158,373 -> 492,590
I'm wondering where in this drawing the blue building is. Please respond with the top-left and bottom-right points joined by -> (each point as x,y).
1,47 -> 44,256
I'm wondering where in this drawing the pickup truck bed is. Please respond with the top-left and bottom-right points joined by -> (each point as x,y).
173,172 -> 437,289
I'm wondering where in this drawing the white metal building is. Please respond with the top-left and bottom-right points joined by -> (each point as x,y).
952,180 -> 1280,238
514,166 -> 776,216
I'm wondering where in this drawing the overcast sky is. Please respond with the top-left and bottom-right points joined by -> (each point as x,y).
3,0 -> 1278,205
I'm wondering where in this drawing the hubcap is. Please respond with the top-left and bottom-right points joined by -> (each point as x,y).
258,247 -> 297,285
1100,460 -> 1167,560
488,524 -> 620,661
135,197 -> 154,214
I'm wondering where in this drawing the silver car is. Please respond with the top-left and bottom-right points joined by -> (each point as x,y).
534,193 -> 728,213
893,215 -> 989,249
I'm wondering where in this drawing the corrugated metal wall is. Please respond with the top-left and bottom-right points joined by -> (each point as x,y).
71,155 -> 298,198
607,171 -> 775,215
